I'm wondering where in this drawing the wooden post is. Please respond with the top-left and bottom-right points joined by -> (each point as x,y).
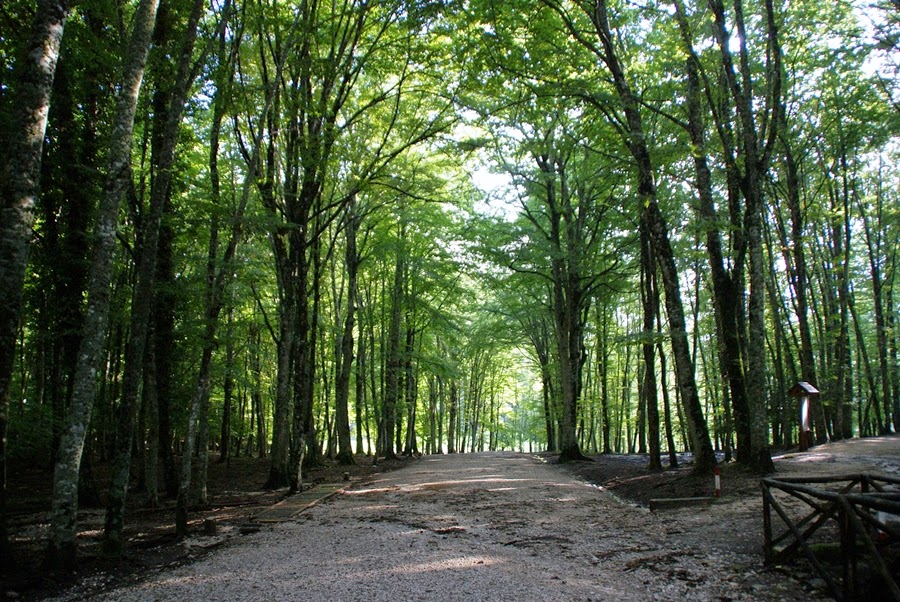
762,481 -> 773,564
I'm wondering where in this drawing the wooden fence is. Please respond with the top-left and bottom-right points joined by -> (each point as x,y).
761,474 -> 900,601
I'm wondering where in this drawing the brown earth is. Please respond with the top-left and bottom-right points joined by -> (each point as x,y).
3,454 -> 414,600
3,435 -> 899,600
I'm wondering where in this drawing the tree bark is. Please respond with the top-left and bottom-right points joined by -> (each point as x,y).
706,0 -> 780,471
597,304 -> 611,454
45,0 -> 158,568
641,217 -> 662,470
143,335 -> 160,508
382,247 -> 405,459
448,380 -> 458,454
219,311 -> 236,464
672,0 -> 752,465
334,199 -> 360,465
0,0 -> 69,564
104,0 -> 206,555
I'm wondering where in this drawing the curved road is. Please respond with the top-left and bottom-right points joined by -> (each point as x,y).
67,452 -> 818,601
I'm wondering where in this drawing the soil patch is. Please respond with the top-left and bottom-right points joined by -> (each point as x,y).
5,435 -> 898,600
3,453 -> 413,600
551,451 -> 759,508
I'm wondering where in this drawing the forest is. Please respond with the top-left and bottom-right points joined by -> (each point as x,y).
1,0 -> 899,571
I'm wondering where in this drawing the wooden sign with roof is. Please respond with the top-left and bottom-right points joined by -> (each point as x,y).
787,381 -> 819,451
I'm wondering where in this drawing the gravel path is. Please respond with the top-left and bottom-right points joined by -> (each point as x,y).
55,452 -> 826,601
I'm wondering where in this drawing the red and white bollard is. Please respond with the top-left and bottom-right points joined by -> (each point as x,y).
714,465 -> 721,498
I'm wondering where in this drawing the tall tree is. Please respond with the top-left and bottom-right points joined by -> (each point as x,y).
46,0 -> 159,568
0,0 -> 70,562
706,0 -> 782,471
103,0 -> 208,555
546,0 -> 717,472
640,214 -> 662,470
334,197 -> 361,465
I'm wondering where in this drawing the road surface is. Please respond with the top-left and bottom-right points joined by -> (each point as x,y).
52,451 -> 829,601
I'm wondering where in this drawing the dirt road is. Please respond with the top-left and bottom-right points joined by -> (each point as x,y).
52,451 -> 838,601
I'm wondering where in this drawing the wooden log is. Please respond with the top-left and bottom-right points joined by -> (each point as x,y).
648,496 -> 715,512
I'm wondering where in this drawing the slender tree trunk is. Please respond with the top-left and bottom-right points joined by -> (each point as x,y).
45,0 -> 158,568
658,335 -> 679,468
211,12 -> 241,466
711,0 -> 781,471
447,380 -> 458,454
153,250 -> 181,499
528,317 -> 557,452
597,304 -> 611,454
355,317 -> 367,455
382,248 -> 405,459
641,220 -> 662,470
219,309 -> 236,463
764,229 -> 790,447
850,291 -> 882,432
103,0 -> 207,556
831,146 -> 854,440
672,2 -> 751,467
144,336 -> 160,508
302,236 -> 324,470
250,323 -> 267,457
0,0 -> 70,563
888,282 -> 900,430
403,324 -> 418,456
334,200 -> 360,465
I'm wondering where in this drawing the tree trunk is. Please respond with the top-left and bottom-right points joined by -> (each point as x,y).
529,317 -> 556,452
143,336 -> 160,508
250,323 -> 267,458
355,322 -> 367,455
707,0 -> 781,471
0,0 -> 70,563
103,0 -> 206,556
641,219 -> 662,470
860,180 -> 895,432
403,325 -> 419,456
45,0 -> 157,568
219,310 -> 236,464
570,0 -> 716,473
658,335 -> 679,468
598,304 -> 611,454
382,247 -> 405,459
888,283 -> 900,430
334,200 -> 360,465
448,380 -> 458,454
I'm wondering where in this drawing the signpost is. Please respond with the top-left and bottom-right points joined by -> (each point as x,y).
787,381 -> 819,452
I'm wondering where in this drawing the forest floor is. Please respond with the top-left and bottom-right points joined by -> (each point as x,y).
3,435 -> 899,601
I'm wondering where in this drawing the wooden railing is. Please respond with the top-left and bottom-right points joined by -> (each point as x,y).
761,474 -> 900,601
